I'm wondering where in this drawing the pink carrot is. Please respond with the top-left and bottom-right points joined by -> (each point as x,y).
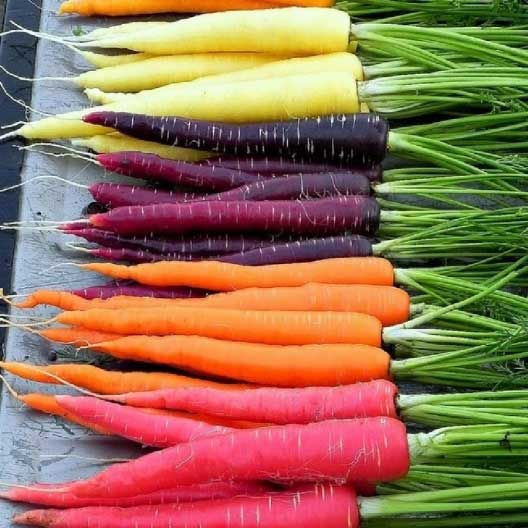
89,196 -> 381,236
68,418 -> 409,499
55,396 -> 234,448
72,282 -> 207,300
110,380 -> 399,425
13,484 -> 358,528
2,481 -> 268,509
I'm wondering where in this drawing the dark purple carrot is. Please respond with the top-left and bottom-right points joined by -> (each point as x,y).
88,196 -> 381,236
212,171 -> 373,201
75,236 -> 373,266
72,281 -> 207,300
84,112 -> 390,167
90,183 -> 200,208
96,152 -> 260,191
221,236 -> 373,265
80,247 -> 198,263
201,157 -> 351,176
93,171 -> 376,208
63,229 -> 278,256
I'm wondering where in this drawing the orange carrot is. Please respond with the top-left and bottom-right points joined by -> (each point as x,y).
40,327 -> 123,347
19,284 -> 410,326
56,307 -> 383,346
80,257 -> 395,291
0,362 -> 247,394
89,335 -> 390,386
58,0 -> 283,16
17,393 -> 111,435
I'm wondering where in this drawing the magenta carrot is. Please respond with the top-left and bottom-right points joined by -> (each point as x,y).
72,282 -> 207,299
55,396 -> 234,448
96,151 -> 261,191
64,229 -> 278,256
13,484 -> 357,528
90,183 -> 200,208
88,196 -> 380,236
84,112 -> 389,167
2,481 -> 270,509
109,380 -> 399,425
67,418 -> 409,499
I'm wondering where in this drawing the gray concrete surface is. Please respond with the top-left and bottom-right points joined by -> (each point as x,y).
0,2 -> 144,524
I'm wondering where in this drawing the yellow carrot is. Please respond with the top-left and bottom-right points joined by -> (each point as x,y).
68,8 -> 351,55
80,51 -> 155,69
76,53 -> 289,92
14,72 -> 360,140
71,134 -> 211,161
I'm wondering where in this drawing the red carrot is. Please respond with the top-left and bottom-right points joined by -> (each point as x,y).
88,196 -> 381,236
13,484 -> 358,528
55,396 -> 235,448
108,380 -> 399,424
67,418 -> 409,498
84,247 -> 198,263
2,481 -> 270,509
85,112 -> 389,167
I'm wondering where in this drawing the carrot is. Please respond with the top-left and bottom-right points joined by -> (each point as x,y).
14,393 -> 110,435
59,0 -> 283,16
0,362 -> 247,393
70,52 -> 288,93
9,71 -> 360,141
71,134 -> 210,161
14,484 -> 358,528
111,380 -> 399,424
79,51 -> 156,69
55,396 -> 236,448
72,282 -> 206,300
39,327 -> 122,346
55,307 -> 383,346
19,284 -> 410,326
61,8 -> 350,55
66,418 -> 410,498
79,257 -> 395,290
2,481 -> 270,509
89,336 -> 389,386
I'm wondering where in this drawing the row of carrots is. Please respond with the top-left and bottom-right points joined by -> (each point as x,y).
1,1 -> 528,528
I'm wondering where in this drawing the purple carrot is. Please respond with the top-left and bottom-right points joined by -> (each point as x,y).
75,236 -> 373,265
84,247 -> 217,263
89,196 -> 381,236
201,156 -> 350,176
90,183 -> 200,208
222,236 -> 373,265
212,171 -> 373,201
72,281 -> 207,300
94,171 -> 376,207
96,152 -> 261,191
85,112 -> 390,167
63,228 -> 278,256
